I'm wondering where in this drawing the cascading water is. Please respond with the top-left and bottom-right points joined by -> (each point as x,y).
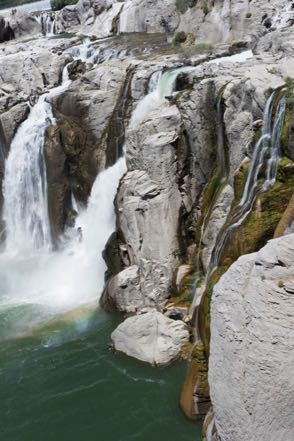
3,68 -> 71,253
0,41 -> 127,339
131,65 -> 195,126
190,91 -> 229,330
0,62 -> 196,339
210,90 -> 286,270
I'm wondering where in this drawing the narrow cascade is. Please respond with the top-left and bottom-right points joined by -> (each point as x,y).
35,11 -> 56,36
191,91 -> 229,322
3,68 -> 71,253
46,15 -> 55,36
65,38 -> 94,62
216,93 -> 229,179
131,65 -> 195,126
210,91 -> 286,270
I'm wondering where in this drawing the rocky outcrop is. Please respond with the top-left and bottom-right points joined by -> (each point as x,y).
8,11 -> 42,38
109,103 -> 185,309
54,0 -> 179,36
111,310 -> 189,365
0,102 -> 29,150
45,60 -> 132,240
201,184 -> 234,271
51,0 -> 294,46
0,37 -> 72,121
0,16 -> 14,42
177,0 -> 294,44
209,234 -> 294,441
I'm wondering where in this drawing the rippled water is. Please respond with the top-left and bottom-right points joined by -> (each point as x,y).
0,309 -> 202,441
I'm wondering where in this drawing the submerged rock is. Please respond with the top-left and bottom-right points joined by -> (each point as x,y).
111,310 -> 189,365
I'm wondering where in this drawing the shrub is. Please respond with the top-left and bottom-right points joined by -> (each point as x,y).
202,4 -> 210,15
173,31 -> 187,45
51,0 -> 78,11
176,0 -> 198,14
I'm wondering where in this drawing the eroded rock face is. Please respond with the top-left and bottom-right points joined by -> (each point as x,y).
0,16 -> 14,42
44,60 -> 131,239
0,38 -> 71,114
55,0 -> 178,36
177,0 -> 294,43
111,310 -> 189,365
209,234 -> 294,441
201,184 -> 234,271
0,102 -> 29,149
118,0 -> 179,34
113,103 -> 184,307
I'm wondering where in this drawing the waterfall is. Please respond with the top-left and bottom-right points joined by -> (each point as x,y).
131,65 -> 195,126
0,41 -> 127,338
35,11 -> 56,36
210,91 -> 286,270
2,39 -> 99,254
190,91 -> 229,329
0,61 -> 196,337
3,68 -> 71,253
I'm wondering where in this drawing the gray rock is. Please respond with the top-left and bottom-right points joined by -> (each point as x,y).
111,310 -> 189,365
209,234 -> 294,441
115,103 -> 183,306
100,265 -> 144,313
0,102 -> 29,148
201,185 -> 234,271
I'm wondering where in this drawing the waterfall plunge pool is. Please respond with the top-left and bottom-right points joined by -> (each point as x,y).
0,307 -> 202,441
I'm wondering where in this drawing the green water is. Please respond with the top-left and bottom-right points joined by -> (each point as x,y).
0,309 -> 202,441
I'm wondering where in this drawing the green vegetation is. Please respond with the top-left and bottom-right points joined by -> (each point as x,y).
176,0 -> 198,14
170,271 -> 199,307
202,4 -> 209,15
173,31 -> 187,45
50,0 -> 78,11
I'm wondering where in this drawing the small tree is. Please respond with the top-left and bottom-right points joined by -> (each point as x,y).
51,0 -> 78,11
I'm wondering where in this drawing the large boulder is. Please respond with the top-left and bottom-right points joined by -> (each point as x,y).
209,234 -> 294,441
111,310 -> 189,365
